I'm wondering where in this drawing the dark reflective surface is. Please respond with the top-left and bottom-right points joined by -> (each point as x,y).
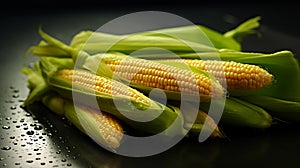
0,6 -> 300,168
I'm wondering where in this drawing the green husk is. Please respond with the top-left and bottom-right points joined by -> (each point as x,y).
240,96 -> 300,122
21,62 -> 50,106
70,16 -> 261,53
200,97 -> 272,128
224,16 -> 261,43
41,92 -> 65,116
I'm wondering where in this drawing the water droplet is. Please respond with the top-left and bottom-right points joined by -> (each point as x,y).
67,163 -> 72,166
2,126 -> 10,129
13,89 -> 19,93
36,158 -> 41,160
5,117 -> 11,120
1,146 -> 11,150
26,160 -> 33,163
12,94 -> 19,98
26,130 -> 34,135
10,136 -> 15,139
47,133 -> 52,137
34,125 -> 43,130
15,162 -> 20,165
34,148 -> 39,151
0,157 -> 4,161
10,106 -> 17,110
56,151 -> 61,154
41,162 -> 46,165
61,159 -> 67,162
25,113 -> 32,117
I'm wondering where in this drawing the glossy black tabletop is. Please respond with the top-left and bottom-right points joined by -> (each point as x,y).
0,2 -> 300,168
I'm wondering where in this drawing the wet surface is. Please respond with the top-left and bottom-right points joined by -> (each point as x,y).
1,6 -> 300,168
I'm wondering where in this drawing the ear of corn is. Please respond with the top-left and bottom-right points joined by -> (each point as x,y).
200,97 -> 272,128
157,59 -> 273,90
22,63 -> 124,149
64,100 -> 124,149
82,52 -> 225,102
138,50 -> 300,102
40,57 -> 186,137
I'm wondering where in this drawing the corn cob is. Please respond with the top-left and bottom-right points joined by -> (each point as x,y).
56,69 -> 150,106
64,101 -> 124,149
157,59 -> 273,90
83,53 -> 225,102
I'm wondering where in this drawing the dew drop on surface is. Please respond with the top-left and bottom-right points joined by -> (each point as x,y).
26,130 -> 35,135
10,136 -> 15,139
12,94 -> 19,98
61,159 -> 67,162
5,117 -> 12,120
34,125 -> 43,130
2,126 -> 10,129
25,113 -> 32,117
41,162 -> 46,165
26,160 -> 34,163
15,162 -> 20,165
1,146 -> 11,150
10,106 -> 17,110
67,163 -> 72,166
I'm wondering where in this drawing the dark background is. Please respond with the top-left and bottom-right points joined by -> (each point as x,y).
1,1 -> 300,168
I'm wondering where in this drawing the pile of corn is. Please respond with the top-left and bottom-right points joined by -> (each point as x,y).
22,16 -> 300,150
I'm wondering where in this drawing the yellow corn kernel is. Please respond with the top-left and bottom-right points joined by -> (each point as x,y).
104,58 -> 224,98
159,59 -> 273,90
56,69 -> 150,105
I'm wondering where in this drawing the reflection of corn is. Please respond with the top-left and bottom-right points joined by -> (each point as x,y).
159,59 -> 273,89
56,69 -> 150,105
104,58 -> 224,98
